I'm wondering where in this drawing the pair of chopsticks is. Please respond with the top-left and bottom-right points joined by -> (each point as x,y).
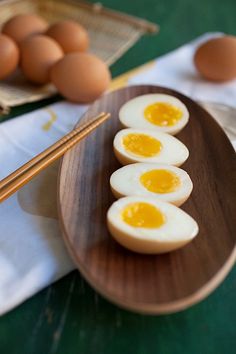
0,112 -> 110,203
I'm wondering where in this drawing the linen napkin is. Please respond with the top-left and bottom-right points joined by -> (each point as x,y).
130,32 -> 227,103
1,32 -> 236,316
0,102 -> 87,315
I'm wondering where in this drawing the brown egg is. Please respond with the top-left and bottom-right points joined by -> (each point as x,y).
46,20 -> 89,53
0,34 -> 19,80
2,14 -> 48,44
20,35 -> 63,84
194,35 -> 236,82
50,53 -> 111,103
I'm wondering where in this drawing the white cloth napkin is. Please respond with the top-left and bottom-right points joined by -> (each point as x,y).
130,32 -> 231,104
0,102 -> 87,315
1,32 -> 236,316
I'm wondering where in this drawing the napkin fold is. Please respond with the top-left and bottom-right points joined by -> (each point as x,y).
1,32 -> 236,316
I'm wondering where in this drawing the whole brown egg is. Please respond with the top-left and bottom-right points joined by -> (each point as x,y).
2,14 -> 48,44
50,53 -> 111,103
194,36 -> 236,82
0,34 -> 19,80
46,20 -> 89,53
20,35 -> 63,84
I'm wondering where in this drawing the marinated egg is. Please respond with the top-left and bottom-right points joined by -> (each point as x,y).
110,163 -> 193,206
2,14 -> 48,44
113,128 -> 189,166
20,35 -> 63,84
107,196 -> 199,254
46,20 -> 89,53
0,34 -> 19,80
50,53 -> 111,103
194,35 -> 236,82
119,94 -> 189,135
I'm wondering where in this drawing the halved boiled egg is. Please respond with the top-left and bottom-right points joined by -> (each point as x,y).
113,128 -> 189,166
119,94 -> 189,135
110,163 -> 193,206
107,196 -> 199,254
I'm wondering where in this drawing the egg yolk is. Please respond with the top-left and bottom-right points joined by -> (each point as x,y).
121,202 -> 165,228
122,133 -> 162,157
140,169 -> 181,194
144,102 -> 183,127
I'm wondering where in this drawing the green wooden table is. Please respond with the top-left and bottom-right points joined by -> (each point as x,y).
1,0 -> 236,353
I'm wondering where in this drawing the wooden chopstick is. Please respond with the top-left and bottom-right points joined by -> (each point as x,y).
0,112 -> 110,203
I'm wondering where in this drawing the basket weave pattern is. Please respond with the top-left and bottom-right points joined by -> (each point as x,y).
0,0 -> 157,110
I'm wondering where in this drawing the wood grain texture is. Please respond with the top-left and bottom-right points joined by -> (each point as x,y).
58,85 -> 236,314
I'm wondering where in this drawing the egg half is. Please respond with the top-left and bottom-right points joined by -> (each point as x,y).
119,94 -> 189,135
110,163 -> 193,206
113,128 -> 189,166
107,196 -> 198,254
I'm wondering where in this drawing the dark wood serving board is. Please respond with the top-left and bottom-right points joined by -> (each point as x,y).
58,85 -> 236,314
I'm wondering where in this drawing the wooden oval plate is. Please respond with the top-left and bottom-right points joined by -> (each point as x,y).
58,85 -> 236,314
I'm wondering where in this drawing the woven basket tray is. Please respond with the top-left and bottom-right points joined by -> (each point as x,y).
0,0 -> 158,112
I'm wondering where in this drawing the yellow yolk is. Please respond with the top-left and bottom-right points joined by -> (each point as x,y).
144,102 -> 183,127
121,202 -> 165,228
140,169 -> 181,194
122,133 -> 162,157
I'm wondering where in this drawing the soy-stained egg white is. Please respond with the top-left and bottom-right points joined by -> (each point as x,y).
119,94 -> 189,135
110,163 -> 193,206
107,196 -> 198,254
113,128 -> 189,166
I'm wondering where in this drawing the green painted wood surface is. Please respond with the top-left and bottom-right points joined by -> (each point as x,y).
0,0 -> 236,353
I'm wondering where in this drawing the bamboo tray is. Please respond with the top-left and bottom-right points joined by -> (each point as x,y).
0,0 -> 158,112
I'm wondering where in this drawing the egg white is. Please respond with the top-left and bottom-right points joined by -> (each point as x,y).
107,196 -> 199,254
110,163 -> 193,206
119,94 -> 189,135
113,128 -> 189,166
